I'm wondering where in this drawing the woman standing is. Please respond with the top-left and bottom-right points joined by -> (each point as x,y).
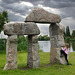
60,43 -> 70,65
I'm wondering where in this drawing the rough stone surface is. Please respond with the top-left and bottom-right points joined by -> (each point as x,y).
27,35 -> 40,68
3,35 -> 17,70
25,7 -> 61,23
4,22 -> 40,35
49,23 -> 69,64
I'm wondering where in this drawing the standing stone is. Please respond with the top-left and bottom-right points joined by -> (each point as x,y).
27,35 -> 40,68
4,35 -> 17,70
49,23 -> 68,64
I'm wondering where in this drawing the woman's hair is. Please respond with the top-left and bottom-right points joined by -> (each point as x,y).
65,43 -> 69,49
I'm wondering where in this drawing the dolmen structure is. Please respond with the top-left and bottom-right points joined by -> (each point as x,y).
3,7 -> 68,70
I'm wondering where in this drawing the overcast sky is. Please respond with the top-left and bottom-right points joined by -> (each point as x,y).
0,0 -> 75,37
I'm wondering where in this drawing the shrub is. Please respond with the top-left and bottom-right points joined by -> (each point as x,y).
0,39 -> 6,51
65,37 -> 70,43
17,36 -> 28,51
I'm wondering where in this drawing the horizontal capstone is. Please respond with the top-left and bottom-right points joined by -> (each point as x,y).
4,22 -> 40,35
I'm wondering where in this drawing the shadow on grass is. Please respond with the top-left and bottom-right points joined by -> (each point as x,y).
18,63 -> 65,70
18,65 -> 32,70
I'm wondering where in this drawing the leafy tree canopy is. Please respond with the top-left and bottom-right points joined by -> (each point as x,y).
65,26 -> 70,37
72,30 -> 75,38
0,11 -> 9,33
38,35 -> 50,41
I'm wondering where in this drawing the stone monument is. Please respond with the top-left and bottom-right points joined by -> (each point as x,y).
25,7 -> 68,64
4,7 -> 69,70
4,22 -> 40,70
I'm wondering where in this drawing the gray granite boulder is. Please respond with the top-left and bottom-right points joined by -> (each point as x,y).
25,7 -> 61,23
4,22 -> 40,35
4,35 -> 17,70
27,35 -> 40,68
49,23 -> 69,64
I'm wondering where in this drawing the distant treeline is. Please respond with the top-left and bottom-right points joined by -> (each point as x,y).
38,35 -> 50,41
64,26 -> 75,42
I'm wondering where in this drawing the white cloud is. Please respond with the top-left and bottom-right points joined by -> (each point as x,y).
7,1 -> 34,8
61,17 -> 75,26
7,9 -> 15,14
19,1 -> 34,7
15,13 -> 26,18
37,23 -> 50,35
0,6 -> 4,12
0,0 -> 2,2
37,4 -> 61,15
28,9 -> 31,12
0,31 -> 8,39
5,1 -> 34,14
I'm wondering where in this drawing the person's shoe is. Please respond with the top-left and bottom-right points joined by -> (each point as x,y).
67,63 -> 69,65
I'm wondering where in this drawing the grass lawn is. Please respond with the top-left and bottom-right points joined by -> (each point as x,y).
0,51 -> 75,75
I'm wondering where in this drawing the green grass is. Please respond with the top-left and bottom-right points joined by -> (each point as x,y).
0,51 -> 75,75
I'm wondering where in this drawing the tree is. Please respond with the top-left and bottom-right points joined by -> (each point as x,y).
63,31 -> 66,39
65,26 -> 70,37
38,35 -> 50,41
17,36 -> 27,51
0,11 -> 9,33
44,35 -> 50,41
72,30 -> 75,38
38,35 -> 42,41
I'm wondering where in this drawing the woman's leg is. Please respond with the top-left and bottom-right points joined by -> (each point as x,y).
60,50 -> 64,57
60,51 -> 69,65
64,53 -> 69,65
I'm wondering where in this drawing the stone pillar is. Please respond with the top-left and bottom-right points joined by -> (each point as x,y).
27,35 -> 40,68
4,35 -> 17,70
49,23 -> 67,64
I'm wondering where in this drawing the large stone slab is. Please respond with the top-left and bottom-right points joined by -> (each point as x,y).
25,7 -> 61,23
4,35 -> 17,70
49,23 -> 69,64
4,22 -> 40,35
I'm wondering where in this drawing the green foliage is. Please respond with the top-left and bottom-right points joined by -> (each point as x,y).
72,41 -> 75,51
63,32 -> 66,40
70,39 -> 75,41
38,35 -> 42,41
38,35 -> 50,41
72,30 -> 75,38
17,36 -> 28,51
44,35 -> 50,41
64,26 -> 71,41
65,37 -> 70,43
65,26 -> 70,37
0,39 -> 6,51
0,10 -> 9,33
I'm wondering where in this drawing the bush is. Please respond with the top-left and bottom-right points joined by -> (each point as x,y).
65,37 -> 70,43
0,39 -> 7,51
0,36 -> 28,51
38,35 -> 50,41
17,36 -> 28,51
